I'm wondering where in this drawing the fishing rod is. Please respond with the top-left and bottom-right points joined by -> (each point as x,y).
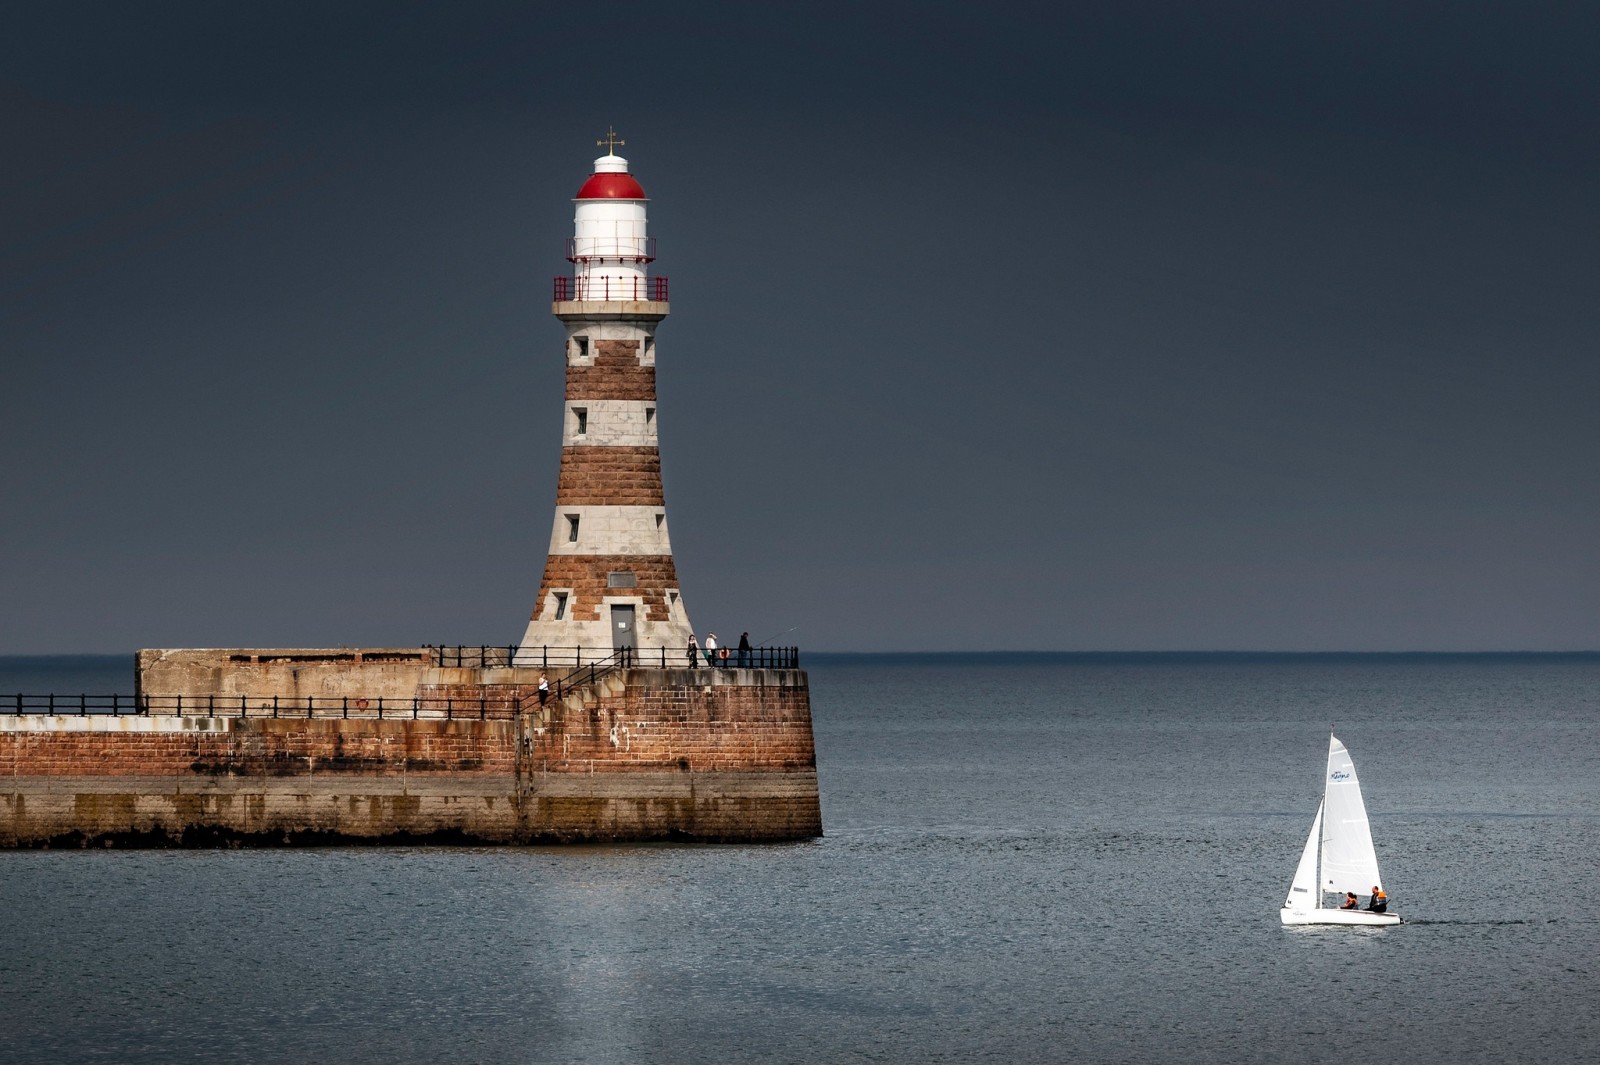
752,625 -> 799,647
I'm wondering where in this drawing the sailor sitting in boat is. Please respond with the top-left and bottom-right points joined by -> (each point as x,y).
1366,886 -> 1388,913
1340,892 -> 1359,909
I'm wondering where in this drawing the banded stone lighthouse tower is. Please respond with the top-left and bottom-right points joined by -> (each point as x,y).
518,139 -> 692,659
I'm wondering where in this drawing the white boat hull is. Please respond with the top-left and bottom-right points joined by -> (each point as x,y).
1281,907 -> 1400,927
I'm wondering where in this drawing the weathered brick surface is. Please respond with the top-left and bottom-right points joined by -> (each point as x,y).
0,671 -> 821,845
535,554 -> 680,621
0,719 -> 516,779
514,669 -> 820,841
414,684 -> 522,718
524,670 -> 817,774
566,342 -> 655,401
554,446 -> 664,506
0,718 -> 522,844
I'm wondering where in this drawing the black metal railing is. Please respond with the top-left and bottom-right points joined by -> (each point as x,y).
1,693 -> 524,721
2,693 -> 145,716
432,645 -> 799,671
681,645 -> 801,670
553,648 -> 632,701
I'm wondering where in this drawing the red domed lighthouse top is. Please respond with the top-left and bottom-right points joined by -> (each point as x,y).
575,167 -> 647,200
575,132 -> 647,200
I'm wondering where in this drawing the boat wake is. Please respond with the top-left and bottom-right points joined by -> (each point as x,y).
1402,918 -> 1548,926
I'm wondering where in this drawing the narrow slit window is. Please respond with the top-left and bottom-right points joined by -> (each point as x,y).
655,513 -> 665,529
574,336 -> 589,358
553,592 -> 568,620
566,515 -> 580,542
574,407 -> 588,436
645,407 -> 656,426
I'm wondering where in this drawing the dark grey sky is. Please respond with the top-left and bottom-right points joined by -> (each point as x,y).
3,2 -> 1597,652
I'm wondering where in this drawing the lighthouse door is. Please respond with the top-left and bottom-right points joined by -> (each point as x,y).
610,605 -> 637,653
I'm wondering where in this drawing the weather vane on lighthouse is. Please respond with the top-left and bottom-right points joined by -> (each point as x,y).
597,126 -> 625,154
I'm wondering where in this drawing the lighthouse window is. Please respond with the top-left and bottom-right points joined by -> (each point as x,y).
573,407 -> 588,436
607,571 -> 637,588
573,335 -> 589,358
645,406 -> 655,426
553,593 -> 568,620
566,515 -> 580,542
655,513 -> 664,529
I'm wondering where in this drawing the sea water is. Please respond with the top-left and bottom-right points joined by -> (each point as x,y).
1,653 -> 1596,1063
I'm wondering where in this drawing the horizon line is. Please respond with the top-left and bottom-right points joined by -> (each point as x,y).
3,648 -> 1598,660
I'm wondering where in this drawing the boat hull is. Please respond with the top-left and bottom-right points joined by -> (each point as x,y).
1280,907 -> 1401,927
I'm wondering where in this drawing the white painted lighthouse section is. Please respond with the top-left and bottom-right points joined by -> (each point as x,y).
572,153 -> 650,301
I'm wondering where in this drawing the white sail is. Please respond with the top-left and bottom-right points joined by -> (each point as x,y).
1319,734 -> 1383,895
1283,800 -> 1322,914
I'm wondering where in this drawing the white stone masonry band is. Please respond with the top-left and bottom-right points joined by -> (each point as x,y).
518,605 -> 692,660
564,321 -> 656,365
563,399 -> 658,447
548,505 -> 673,556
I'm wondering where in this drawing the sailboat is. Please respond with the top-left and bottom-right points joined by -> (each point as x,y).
1281,734 -> 1401,926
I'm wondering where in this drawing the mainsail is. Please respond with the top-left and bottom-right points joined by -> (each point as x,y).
1319,735 -> 1383,895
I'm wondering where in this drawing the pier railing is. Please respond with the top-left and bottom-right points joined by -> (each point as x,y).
433,644 -> 799,670
3,692 -> 522,721
3,693 -> 147,716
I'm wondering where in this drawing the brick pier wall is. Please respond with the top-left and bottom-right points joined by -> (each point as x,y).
0,667 -> 820,846
520,668 -> 820,842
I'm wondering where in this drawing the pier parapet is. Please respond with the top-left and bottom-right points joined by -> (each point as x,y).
1,648 -> 819,846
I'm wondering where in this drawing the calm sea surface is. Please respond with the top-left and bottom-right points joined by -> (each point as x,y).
2,653 -> 1597,1063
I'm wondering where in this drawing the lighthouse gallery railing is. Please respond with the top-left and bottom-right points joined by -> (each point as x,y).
552,276 -> 668,301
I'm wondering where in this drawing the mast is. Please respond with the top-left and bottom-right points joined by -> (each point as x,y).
1318,735 -> 1331,910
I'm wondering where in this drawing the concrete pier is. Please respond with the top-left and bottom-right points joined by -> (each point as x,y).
0,652 -> 820,846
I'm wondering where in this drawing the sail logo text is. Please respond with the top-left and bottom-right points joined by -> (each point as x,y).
1329,771 -> 1352,781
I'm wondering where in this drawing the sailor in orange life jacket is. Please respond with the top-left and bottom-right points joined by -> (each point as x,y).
1340,892 -> 1359,909
1366,886 -> 1388,913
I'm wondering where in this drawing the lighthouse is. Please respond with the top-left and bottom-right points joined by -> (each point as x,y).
518,136 -> 692,661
